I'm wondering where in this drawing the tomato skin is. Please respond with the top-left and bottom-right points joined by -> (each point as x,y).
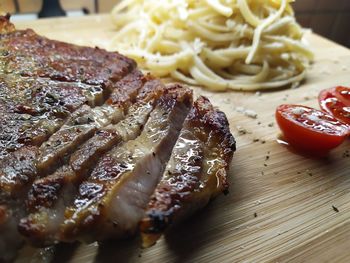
276,104 -> 349,152
334,86 -> 350,106
319,86 -> 350,125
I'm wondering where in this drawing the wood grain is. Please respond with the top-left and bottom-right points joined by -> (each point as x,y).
13,15 -> 350,263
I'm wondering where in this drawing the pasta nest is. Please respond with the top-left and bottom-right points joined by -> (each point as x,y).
111,0 -> 314,91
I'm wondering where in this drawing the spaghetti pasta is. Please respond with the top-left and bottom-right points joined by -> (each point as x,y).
110,0 -> 313,91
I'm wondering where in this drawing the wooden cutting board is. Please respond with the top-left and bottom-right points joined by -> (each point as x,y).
14,14 -> 350,263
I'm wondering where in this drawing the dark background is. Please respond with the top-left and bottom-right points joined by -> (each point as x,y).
293,0 -> 350,48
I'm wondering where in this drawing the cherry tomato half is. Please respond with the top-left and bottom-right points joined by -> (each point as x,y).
319,86 -> 350,125
276,104 -> 349,152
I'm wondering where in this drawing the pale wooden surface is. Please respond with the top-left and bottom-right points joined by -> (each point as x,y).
13,15 -> 350,263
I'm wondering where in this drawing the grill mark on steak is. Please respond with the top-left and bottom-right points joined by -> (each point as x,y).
0,146 -> 39,198
0,113 -> 65,159
140,96 -> 236,247
59,85 -> 192,242
69,130 -> 121,177
35,69 -> 158,177
0,74 -> 93,115
37,104 -> 124,176
18,78 -> 165,246
106,71 -> 165,117
107,69 -> 144,110
0,11 -> 142,160
19,98 -> 158,246
0,68 -> 146,153
0,75 -> 99,158
70,102 -> 154,176
0,69 -> 146,205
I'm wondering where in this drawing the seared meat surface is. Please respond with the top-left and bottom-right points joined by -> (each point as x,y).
19,82 -> 163,246
140,96 -> 236,247
0,75 -> 100,158
0,24 -> 135,86
0,146 -> 39,197
60,85 -> 192,242
37,104 -> 123,175
0,16 -> 235,262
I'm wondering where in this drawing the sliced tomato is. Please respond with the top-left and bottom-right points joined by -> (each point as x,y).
334,86 -> 350,105
319,86 -> 350,125
276,104 -> 349,153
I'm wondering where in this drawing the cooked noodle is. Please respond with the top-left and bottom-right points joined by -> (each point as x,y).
110,0 -> 313,91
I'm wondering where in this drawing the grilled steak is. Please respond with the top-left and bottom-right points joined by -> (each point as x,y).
0,16 -> 236,262
140,96 -> 236,247
18,81 -> 164,246
60,85 -> 192,242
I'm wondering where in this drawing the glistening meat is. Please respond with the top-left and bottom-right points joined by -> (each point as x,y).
0,15 -> 236,262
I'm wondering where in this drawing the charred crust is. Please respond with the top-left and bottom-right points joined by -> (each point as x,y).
26,175 -> 65,210
0,146 -> 39,196
107,69 -> 144,108
190,96 -> 236,156
17,215 -> 57,247
136,78 -> 165,103
157,84 -> 193,111
141,95 -> 235,244
18,217 -> 42,237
